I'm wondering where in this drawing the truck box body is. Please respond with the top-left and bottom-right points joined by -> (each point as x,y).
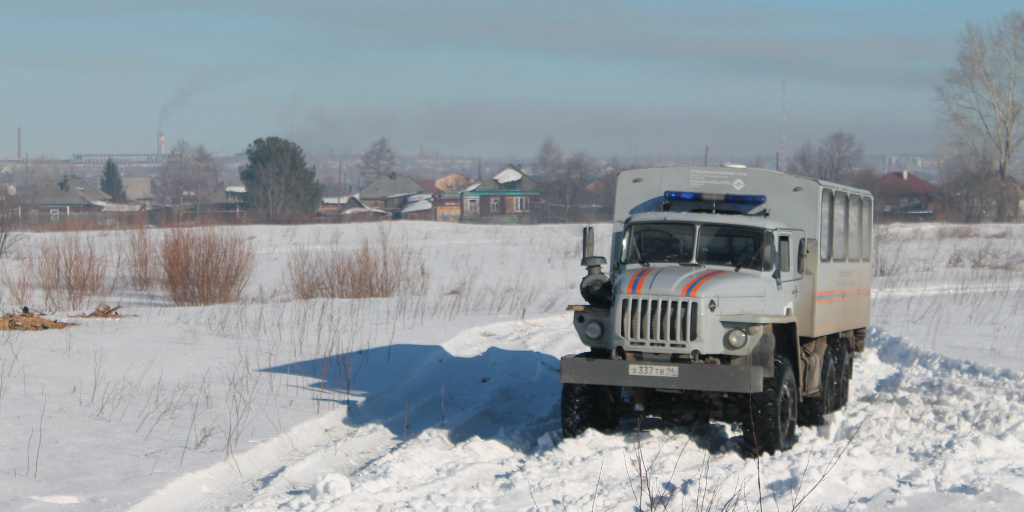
606,166 -> 872,342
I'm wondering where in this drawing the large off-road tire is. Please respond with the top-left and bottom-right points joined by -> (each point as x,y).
834,343 -> 852,408
561,383 -> 621,438
742,356 -> 798,456
798,346 -> 837,426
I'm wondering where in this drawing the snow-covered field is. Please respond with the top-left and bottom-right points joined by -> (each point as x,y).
2,221 -> 1024,511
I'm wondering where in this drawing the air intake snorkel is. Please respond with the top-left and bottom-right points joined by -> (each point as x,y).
580,226 -> 612,307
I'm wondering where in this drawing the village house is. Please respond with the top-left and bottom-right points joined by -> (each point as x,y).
875,170 -> 944,221
360,174 -> 427,212
461,165 -> 541,224
431,173 -> 477,223
21,176 -> 111,223
317,195 -> 388,222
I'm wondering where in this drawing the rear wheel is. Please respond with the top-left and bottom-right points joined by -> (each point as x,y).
561,383 -> 621,438
834,344 -> 852,408
742,356 -> 798,456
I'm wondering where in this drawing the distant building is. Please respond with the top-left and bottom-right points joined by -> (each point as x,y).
360,174 -> 426,211
317,195 -> 388,222
435,173 -> 474,193
461,165 -> 541,224
72,154 -> 168,166
876,170 -> 944,220
123,177 -> 154,202
22,175 -> 111,221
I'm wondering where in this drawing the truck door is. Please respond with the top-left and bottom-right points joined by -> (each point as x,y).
776,230 -> 808,318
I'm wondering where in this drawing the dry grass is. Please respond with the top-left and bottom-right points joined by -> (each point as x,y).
124,227 -> 156,290
33,234 -> 108,311
287,227 -> 429,300
159,227 -> 255,306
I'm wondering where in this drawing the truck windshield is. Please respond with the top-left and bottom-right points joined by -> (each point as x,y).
696,225 -> 774,271
622,223 -> 696,264
622,223 -> 774,271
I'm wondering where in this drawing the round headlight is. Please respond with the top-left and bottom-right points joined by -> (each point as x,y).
584,321 -> 604,340
726,328 -> 748,349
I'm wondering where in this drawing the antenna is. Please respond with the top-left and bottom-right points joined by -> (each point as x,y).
779,80 -> 787,172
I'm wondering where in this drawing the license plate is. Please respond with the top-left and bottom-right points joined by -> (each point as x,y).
628,364 -> 679,378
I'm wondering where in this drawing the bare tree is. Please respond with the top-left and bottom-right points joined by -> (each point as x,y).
535,136 -> 563,176
358,137 -> 397,186
937,11 -> 1024,182
936,10 -> 1024,220
789,141 -> 817,176
541,151 -> 597,222
155,141 -> 221,205
789,131 -> 864,183
0,187 -> 23,258
817,131 -> 864,182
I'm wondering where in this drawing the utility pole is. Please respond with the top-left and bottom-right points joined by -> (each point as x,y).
342,160 -> 350,196
779,79 -> 787,172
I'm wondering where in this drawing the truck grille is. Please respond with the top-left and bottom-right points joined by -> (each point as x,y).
619,298 -> 699,344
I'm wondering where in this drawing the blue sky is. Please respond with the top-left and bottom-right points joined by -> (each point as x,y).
2,1 -> 1020,161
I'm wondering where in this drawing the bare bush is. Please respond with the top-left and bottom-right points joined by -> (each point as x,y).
33,234 -> 107,311
949,242 -> 1024,270
159,228 -> 255,306
936,225 -> 978,239
1,261 -> 33,307
124,228 -> 156,290
873,239 -> 904,277
287,227 -> 429,300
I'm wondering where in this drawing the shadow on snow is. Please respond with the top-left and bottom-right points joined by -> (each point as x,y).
261,344 -> 564,451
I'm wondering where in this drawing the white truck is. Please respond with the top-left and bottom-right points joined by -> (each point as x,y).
561,165 -> 872,455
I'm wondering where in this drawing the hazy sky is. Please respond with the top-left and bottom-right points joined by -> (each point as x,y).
2,1 -> 1020,161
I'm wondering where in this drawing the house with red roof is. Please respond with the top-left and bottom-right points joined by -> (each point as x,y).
876,170 -> 944,220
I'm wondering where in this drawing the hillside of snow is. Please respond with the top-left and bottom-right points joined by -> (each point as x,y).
1,222 -> 1024,511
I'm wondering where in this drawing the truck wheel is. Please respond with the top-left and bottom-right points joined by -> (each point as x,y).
742,356 -> 797,456
834,344 -> 851,408
561,383 -> 621,439
797,346 -> 836,426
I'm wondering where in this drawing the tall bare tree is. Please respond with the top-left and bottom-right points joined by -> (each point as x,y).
789,141 -> 817,176
937,11 -> 1024,183
535,136 -> 563,176
937,11 -> 1024,220
358,137 -> 397,186
789,131 -> 863,183
155,141 -> 220,204
817,131 -> 864,182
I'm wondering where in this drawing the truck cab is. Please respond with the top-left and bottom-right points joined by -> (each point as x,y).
561,166 -> 872,456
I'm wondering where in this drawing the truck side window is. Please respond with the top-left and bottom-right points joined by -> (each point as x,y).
820,189 -> 832,261
779,236 -> 791,272
863,198 -> 873,260
833,192 -> 847,262
849,196 -> 861,262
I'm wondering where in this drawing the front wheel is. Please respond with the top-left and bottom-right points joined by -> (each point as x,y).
561,383 -> 621,438
742,356 -> 798,456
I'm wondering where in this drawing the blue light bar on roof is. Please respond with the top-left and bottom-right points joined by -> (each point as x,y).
664,191 -> 767,205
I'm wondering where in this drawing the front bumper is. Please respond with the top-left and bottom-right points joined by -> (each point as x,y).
560,354 -> 764,393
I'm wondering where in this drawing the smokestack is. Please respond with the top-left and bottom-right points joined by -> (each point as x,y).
158,132 -> 165,155
18,127 -> 21,160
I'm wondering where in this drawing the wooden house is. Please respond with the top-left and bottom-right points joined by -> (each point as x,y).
461,165 -> 541,224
